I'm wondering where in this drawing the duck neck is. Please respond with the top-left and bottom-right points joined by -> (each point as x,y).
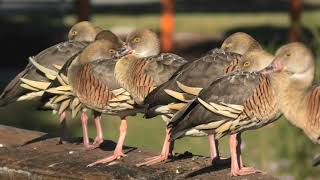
114,54 -> 137,90
271,72 -> 313,129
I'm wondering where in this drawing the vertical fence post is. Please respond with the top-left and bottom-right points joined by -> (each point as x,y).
289,0 -> 302,42
160,0 -> 174,52
76,0 -> 90,22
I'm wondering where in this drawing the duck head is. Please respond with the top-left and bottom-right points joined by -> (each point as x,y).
68,21 -> 101,42
95,30 -> 125,46
237,49 -> 274,72
221,32 -> 262,55
117,29 -> 160,58
265,42 -> 315,88
78,39 -> 123,64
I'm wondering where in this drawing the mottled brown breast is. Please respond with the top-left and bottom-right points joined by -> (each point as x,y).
128,58 -> 155,104
75,64 -> 114,110
115,53 -> 187,105
235,75 -> 280,132
305,86 -> 320,132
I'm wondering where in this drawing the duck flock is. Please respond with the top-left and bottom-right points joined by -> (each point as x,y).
0,21 -> 319,176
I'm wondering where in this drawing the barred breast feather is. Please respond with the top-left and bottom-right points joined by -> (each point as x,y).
115,53 -> 187,105
71,59 -> 135,114
169,71 -> 281,140
76,64 -> 114,111
303,86 -> 320,142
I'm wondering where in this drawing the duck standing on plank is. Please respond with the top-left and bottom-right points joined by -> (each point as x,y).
138,33 -> 271,166
168,47 -> 283,176
0,21 -> 101,106
0,21 -> 102,143
87,28 -> 188,166
262,43 -> 320,167
43,35 -> 140,163
26,30 -> 127,150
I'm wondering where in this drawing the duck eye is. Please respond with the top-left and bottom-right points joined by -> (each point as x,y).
133,37 -> 140,43
243,61 -> 250,67
286,53 -> 291,57
72,31 -> 78,36
224,43 -> 231,48
109,49 -> 115,53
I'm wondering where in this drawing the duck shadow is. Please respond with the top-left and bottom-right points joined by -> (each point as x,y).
65,137 -> 137,153
98,139 -> 137,153
21,134 -> 86,146
21,133 -> 56,146
185,164 -> 229,178
167,151 -> 231,178
21,134 -> 136,153
185,157 -> 231,178
168,151 -> 194,162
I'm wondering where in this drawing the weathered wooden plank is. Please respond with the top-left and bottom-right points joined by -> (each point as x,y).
0,125 -> 277,179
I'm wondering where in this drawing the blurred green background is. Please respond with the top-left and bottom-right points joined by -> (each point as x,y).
0,0 -> 320,180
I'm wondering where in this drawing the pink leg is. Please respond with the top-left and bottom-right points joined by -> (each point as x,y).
208,134 -> 231,167
85,112 -> 104,150
136,128 -> 171,166
58,111 -> 68,144
208,134 -> 219,160
92,113 -> 104,147
229,133 -> 256,176
87,118 -> 128,167
168,138 -> 175,157
238,133 -> 256,172
81,111 -> 91,149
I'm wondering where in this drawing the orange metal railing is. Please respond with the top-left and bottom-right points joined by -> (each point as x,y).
160,0 -> 174,52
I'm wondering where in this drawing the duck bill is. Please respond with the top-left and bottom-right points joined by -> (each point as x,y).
116,44 -> 132,58
261,60 -> 284,74
68,33 -> 74,40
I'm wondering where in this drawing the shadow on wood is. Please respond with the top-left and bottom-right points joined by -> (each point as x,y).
0,125 -> 277,179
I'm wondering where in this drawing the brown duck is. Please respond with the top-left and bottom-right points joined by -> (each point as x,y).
0,21 -> 102,144
56,37 -> 138,163
263,43 -> 320,166
168,49 -> 280,176
32,30 -> 126,149
0,21 -> 101,106
139,32 -> 266,166
87,28 -> 188,166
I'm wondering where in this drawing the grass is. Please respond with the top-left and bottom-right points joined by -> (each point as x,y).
64,10 -> 320,35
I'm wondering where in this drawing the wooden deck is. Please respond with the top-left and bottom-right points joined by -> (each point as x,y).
0,125 -> 277,179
